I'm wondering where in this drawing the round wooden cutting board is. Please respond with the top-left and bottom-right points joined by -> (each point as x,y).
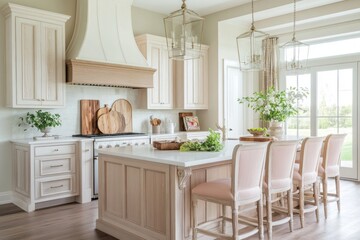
111,99 -> 132,133
97,111 -> 126,134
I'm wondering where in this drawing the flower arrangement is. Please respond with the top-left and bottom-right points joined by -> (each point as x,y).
238,87 -> 308,122
19,110 -> 61,134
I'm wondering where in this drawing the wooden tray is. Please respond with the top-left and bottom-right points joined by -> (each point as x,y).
153,141 -> 184,150
239,136 -> 274,142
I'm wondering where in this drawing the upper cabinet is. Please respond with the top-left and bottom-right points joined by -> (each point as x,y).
175,45 -> 209,109
136,34 -> 174,109
1,3 -> 70,108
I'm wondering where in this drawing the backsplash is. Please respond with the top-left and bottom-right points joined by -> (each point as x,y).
11,85 -> 187,139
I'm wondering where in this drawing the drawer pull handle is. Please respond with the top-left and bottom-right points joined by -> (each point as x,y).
54,149 -> 59,152
85,149 -> 90,152
50,164 -> 63,168
50,184 -> 64,189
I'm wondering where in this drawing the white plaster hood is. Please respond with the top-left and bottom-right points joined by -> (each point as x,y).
66,0 -> 155,88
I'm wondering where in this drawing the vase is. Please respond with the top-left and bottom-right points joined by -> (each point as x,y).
40,127 -> 52,137
268,121 -> 284,138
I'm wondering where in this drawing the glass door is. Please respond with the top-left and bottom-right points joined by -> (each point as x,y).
314,64 -> 357,179
285,63 -> 358,179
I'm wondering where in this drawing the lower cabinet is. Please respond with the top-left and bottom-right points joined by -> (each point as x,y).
12,140 -> 83,212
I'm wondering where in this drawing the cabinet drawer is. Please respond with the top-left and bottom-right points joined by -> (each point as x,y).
35,155 -> 75,178
35,144 -> 76,156
35,175 -> 76,200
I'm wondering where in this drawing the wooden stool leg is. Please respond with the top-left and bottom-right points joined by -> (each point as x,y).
322,178 -> 328,219
299,187 -> 305,228
314,181 -> 320,223
335,176 -> 341,212
192,199 -> 198,240
266,194 -> 272,240
257,196 -> 264,240
222,205 -> 226,234
287,189 -> 294,232
232,207 -> 238,240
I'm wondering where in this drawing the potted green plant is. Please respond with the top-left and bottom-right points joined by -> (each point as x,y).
238,87 -> 308,137
19,110 -> 61,137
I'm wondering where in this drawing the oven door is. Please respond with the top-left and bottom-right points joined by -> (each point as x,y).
93,157 -> 98,198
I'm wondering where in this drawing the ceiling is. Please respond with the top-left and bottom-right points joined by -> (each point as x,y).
132,0 -> 360,39
132,0 -> 251,16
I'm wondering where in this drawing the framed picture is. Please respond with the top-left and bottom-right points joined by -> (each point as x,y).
179,112 -> 193,131
183,116 -> 200,131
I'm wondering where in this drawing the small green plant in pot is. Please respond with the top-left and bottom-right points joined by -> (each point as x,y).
19,110 -> 61,137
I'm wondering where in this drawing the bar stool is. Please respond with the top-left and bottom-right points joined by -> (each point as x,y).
263,140 -> 299,239
191,143 -> 267,240
292,137 -> 324,228
318,133 -> 347,219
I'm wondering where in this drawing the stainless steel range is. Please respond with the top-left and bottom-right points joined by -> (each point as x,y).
73,133 -> 149,198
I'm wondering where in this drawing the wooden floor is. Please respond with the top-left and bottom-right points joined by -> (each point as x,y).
0,180 -> 359,240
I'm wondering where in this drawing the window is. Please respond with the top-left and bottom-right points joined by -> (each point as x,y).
282,35 -> 359,179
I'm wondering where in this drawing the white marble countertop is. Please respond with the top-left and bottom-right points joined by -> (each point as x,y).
98,140 -> 266,167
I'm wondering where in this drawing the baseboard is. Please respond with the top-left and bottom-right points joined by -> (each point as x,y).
0,191 -> 12,205
12,191 -> 34,212
36,197 -> 76,210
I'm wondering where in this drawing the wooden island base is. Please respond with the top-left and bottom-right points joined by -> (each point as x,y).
95,143 -> 240,240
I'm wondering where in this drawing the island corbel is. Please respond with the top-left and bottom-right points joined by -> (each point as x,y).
177,167 -> 192,190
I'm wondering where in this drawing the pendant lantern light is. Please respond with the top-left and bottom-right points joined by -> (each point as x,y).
281,0 -> 309,71
236,0 -> 269,71
163,0 -> 204,60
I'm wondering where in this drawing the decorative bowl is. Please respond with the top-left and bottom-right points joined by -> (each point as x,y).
247,128 -> 267,137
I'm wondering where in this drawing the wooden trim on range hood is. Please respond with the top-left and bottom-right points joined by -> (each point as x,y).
66,59 -> 156,89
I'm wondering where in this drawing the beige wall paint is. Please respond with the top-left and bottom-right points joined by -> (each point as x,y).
132,6 -> 166,37
198,0 -> 360,132
0,1 -> 180,195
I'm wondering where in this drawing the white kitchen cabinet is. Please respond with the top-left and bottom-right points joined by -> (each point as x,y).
175,45 -> 209,109
1,3 -> 70,108
135,34 -> 174,109
11,139 -> 82,212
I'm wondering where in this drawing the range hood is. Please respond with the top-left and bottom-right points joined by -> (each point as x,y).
66,0 -> 156,88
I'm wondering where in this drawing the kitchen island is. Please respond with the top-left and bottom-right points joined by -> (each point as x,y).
96,140 -> 263,240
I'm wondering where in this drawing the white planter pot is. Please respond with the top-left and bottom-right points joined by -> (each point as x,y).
269,121 -> 284,138
40,127 -> 52,137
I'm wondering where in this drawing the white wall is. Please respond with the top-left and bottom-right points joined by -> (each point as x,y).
0,1 -> 186,195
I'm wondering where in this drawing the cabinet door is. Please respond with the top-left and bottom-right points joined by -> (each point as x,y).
40,23 -> 65,106
147,43 -> 173,109
183,50 -> 208,109
15,17 -> 42,106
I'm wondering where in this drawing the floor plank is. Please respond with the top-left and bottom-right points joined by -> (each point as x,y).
0,203 -> 23,217
0,180 -> 359,240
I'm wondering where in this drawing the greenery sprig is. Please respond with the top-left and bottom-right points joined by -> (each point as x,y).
238,87 -> 308,122
180,129 -> 223,152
